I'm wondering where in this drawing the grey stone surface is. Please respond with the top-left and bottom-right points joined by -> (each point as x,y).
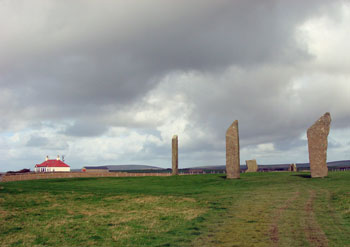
246,159 -> 258,172
226,120 -> 240,179
172,135 -> 178,175
288,163 -> 297,172
307,112 -> 331,178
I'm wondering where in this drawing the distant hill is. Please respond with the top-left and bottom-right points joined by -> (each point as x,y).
185,165 -> 226,170
185,160 -> 350,171
83,164 -> 164,171
80,160 -> 350,173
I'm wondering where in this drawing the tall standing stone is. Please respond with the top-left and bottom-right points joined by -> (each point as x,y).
307,112 -> 331,178
246,159 -> 258,172
172,135 -> 178,175
226,120 -> 240,179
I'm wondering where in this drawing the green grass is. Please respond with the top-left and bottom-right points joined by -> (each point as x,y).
0,172 -> 349,246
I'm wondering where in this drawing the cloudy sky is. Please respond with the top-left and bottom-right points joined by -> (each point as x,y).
1,0 -> 349,171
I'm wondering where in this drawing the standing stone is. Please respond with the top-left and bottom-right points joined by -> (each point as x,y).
307,112 -> 331,178
246,159 -> 258,172
288,163 -> 297,172
226,120 -> 240,179
172,135 -> 178,175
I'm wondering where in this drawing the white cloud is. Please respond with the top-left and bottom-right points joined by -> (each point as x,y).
298,2 -> 350,73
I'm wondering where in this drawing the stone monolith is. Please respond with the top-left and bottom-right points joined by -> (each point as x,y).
288,163 -> 297,172
172,135 -> 178,175
246,159 -> 258,172
307,112 -> 331,178
226,120 -> 240,179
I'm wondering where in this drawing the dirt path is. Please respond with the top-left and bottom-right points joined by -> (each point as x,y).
269,191 -> 300,246
304,190 -> 329,247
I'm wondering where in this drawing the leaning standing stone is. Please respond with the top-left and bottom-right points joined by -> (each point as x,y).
226,120 -> 240,179
307,112 -> 331,178
246,159 -> 258,172
172,135 -> 178,175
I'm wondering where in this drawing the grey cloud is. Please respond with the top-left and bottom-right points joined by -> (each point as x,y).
26,136 -> 49,147
273,138 -> 307,151
63,121 -> 108,137
155,66 -> 350,160
25,135 -> 68,150
328,139 -> 342,149
0,0 -> 334,121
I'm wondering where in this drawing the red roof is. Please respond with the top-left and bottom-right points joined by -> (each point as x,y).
35,160 -> 70,168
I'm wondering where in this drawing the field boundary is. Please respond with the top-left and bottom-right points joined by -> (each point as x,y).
0,172 -> 171,182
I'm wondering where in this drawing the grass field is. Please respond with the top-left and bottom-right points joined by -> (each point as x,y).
0,172 -> 349,247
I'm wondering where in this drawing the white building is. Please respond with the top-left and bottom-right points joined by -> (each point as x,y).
34,156 -> 70,172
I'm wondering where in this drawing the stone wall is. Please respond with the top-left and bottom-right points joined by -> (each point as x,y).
0,172 -> 171,183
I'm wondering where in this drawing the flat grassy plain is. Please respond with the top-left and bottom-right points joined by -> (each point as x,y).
0,172 -> 349,247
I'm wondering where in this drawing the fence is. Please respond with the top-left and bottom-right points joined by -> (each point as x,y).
0,172 -> 171,183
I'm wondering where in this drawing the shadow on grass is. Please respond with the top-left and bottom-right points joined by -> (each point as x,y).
292,174 -> 312,179
219,175 -> 242,180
